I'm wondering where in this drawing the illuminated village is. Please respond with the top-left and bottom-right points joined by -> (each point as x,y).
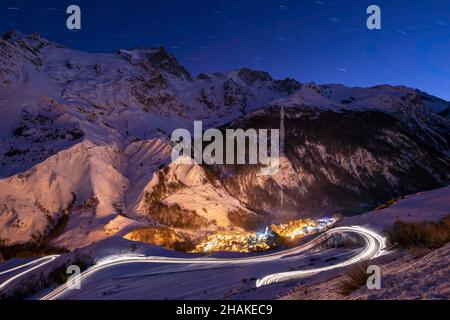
192,217 -> 337,253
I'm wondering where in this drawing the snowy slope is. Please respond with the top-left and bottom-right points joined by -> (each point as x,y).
281,186 -> 450,300
0,31 -> 449,250
341,185 -> 450,231
281,242 -> 449,300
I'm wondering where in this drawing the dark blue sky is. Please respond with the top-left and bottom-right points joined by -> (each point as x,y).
1,0 -> 449,100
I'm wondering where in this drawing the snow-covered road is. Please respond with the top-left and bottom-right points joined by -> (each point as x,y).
256,226 -> 386,286
0,226 -> 386,300
0,255 -> 59,291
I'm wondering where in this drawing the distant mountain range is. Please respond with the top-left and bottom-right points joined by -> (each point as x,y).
0,31 -> 449,249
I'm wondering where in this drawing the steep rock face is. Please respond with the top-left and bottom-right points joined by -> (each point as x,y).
214,106 -> 450,216
133,157 -> 265,232
0,32 -> 449,248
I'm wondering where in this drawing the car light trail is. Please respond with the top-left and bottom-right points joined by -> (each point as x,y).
0,226 -> 386,299
35,225 -> 385,300
0,255 -> 60,291
255,226 -> 386,287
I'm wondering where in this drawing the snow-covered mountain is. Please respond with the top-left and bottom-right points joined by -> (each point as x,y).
0,31 -> 449,249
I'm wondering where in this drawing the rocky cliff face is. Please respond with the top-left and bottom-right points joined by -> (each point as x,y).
0,32 -> 449,248
213,106 -> 450,217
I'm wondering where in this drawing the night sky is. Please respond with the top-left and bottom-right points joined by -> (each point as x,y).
1,0 -> 449,100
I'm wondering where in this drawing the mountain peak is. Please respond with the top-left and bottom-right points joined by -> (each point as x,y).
0,33 -> 449,253
2,30 -> 60,46
237,68 -> 273,85
118,46 -> 192,81
1,30 -> 64,57
2,30 -> 22,41
146,47 -> 193,81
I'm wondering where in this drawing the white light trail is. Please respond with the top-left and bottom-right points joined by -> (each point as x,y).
38,225 -> 386,300
0,225 -> 386,299
0,255 -> 60,291
256,226 -> 387,287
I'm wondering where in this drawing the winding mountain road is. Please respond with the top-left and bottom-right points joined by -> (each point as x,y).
0,255 -> 59,291
0,226 -> 386,300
